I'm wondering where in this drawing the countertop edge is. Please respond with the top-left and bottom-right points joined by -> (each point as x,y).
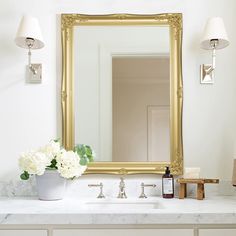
0,212 -> 236,225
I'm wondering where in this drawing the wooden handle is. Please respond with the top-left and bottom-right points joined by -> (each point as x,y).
177,178 -> 219,184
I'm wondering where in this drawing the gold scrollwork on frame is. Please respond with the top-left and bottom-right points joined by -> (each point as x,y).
61,13 -> 183,175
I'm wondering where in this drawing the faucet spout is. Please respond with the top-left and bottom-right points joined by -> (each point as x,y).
117,177 -> 127,198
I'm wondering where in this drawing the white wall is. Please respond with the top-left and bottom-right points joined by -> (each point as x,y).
0,0 -> 236,183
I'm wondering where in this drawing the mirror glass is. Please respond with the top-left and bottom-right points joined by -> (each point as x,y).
74,26 -> 170,162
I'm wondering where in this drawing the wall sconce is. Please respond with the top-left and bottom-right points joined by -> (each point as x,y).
15,15 -> 44,83
200,17 -> 229,84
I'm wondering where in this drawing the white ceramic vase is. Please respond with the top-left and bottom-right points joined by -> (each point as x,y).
35,169 -> 66,201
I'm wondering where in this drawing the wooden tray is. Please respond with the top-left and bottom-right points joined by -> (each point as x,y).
176,178 -> 219,200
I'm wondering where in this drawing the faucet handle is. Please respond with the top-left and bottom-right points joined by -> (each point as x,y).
117,176 -> 127,198
139,183 -> 156,198
88,182 -> 105,198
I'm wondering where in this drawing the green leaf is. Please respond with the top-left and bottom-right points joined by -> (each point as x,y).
74,144 -> 84,156
47,159 -> 58,169
74,143 -> 95,164
85,146 -> 92,156
54,138 -> 60,143
85,145 -> 94,162
20,171 -> 29,180
79,157 -> 88,166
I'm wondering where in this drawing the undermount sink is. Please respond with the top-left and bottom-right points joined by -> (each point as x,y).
84,199 -> 163,210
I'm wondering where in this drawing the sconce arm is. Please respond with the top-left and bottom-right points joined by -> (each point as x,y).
205,47 -> 216,75
28,48 -> 37,75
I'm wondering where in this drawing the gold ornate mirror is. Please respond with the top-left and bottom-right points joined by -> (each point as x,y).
61,13 -> 183,175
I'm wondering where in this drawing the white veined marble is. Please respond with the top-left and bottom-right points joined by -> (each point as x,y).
0,196 -> 236,225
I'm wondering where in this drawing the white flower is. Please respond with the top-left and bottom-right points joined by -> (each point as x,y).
39,140 -> 61,162
19,151 -> 51,175
56,150 -> 87,179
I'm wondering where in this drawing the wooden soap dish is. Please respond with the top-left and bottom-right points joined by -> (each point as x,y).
176,178 -> 219,200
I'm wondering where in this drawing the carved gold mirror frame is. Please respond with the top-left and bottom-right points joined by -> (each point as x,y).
61,13 -> 183,175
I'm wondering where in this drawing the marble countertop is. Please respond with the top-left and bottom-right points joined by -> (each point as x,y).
0,196 -> 236,225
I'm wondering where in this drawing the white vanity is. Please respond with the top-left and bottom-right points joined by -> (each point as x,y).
0,196 -> 236,236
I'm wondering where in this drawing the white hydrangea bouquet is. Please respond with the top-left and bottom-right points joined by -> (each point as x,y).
18,140 -> 95,200
19,140 -> 95,180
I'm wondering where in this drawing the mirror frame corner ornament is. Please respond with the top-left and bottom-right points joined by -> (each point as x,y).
61,13 -> 183,175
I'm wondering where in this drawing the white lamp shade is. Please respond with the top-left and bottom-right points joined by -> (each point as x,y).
201,17 -> 229,50
15,15 -> 44,49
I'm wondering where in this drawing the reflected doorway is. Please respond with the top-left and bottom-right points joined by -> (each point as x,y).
112,56 -> 170,162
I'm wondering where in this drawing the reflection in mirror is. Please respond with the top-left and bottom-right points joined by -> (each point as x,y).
112,57 -> 170,162
74,26 -> 170,162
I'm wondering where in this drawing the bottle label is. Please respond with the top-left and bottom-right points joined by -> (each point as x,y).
163,178 -> 173,194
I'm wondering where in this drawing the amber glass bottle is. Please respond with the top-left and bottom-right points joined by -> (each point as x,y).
162,166 -> 174,198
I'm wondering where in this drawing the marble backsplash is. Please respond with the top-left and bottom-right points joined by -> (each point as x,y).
0,174 -> 235,198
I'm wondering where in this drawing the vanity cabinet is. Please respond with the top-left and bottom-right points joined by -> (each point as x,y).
1,227 -> 236,236
53,229 -> 194,236
199,229 -> 236,236
0,230 -> 47,236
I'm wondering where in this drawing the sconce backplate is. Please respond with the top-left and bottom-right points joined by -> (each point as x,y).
200,64 -> 214,84
26,64 -> 42,84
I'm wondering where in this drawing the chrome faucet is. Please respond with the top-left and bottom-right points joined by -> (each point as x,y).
117,177 -> 127,198
139,183 -> 156,198
88,182 -> 105,198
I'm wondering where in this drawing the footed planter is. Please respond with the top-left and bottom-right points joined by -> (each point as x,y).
35,170 -> 66,201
